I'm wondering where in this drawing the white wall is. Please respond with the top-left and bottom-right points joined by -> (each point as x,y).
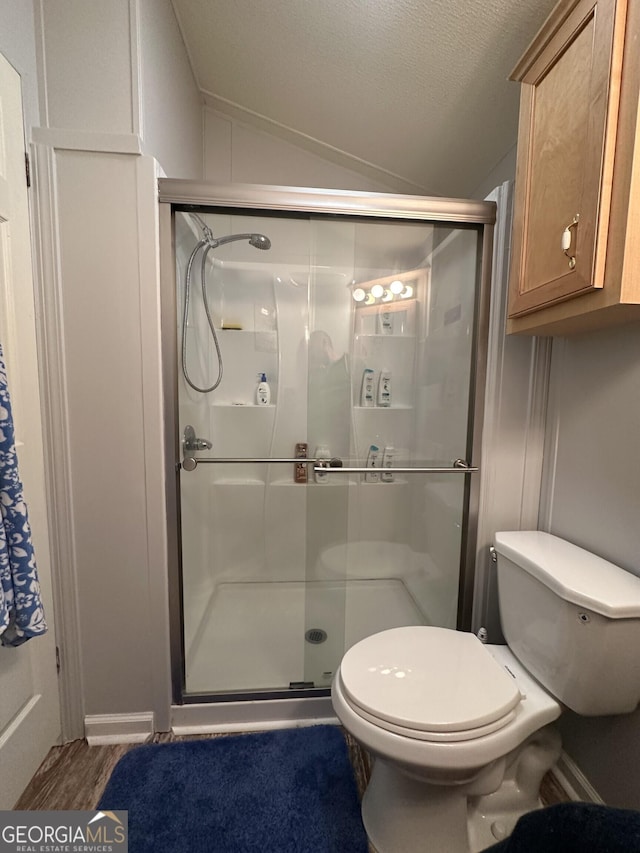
53,151 -> 158,714
138,0 -> 202,177
540,321 -> 640,807
35,0 -> 202,177
471,145 -> 517,201
204,108 -> 407,191
472,181 -> 551,640
38,1 -> 135,136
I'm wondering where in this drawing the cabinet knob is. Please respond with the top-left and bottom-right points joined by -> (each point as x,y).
561,215 -> 580,269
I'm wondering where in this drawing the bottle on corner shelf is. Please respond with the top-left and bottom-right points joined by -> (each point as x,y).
314,445 -> 330,483
378,310 -> 394,335
365,444 -> 381,483
377,370 -> 391,407
360,368 -> 376,407
381,446 -> 395,482
256,373 -> 271,406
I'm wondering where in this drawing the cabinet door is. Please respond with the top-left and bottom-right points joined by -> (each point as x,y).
508,0 -> 625,317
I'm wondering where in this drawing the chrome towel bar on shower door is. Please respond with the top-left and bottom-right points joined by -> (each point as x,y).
311,464 -> 478,474
180,456 -> 478,474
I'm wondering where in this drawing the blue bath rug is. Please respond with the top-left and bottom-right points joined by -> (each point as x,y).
98,725 -> 368,853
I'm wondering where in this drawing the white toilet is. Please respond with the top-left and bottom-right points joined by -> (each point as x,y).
332,531 -> 640,853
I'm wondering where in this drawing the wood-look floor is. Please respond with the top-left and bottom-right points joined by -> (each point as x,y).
14,729 -> 372,811
15,728 -> 563,813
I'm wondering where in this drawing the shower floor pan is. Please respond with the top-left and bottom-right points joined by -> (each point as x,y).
185,578 -> 426,695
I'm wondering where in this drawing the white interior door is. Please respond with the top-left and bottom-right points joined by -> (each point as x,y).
0,51 -> 61,808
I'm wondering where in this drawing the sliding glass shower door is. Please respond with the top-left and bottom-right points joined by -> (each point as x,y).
166,188 -> 491,702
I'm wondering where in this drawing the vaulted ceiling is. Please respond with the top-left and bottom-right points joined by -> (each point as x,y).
172,0 -> 558,197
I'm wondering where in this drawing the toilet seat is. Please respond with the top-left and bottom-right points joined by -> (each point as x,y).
339,626 -> 523,743
341,683 -> 518,742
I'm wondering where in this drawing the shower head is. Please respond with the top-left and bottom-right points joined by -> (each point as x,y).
190,216 -> 271,251
209,232 -> 271,251
248,234 -> 271,250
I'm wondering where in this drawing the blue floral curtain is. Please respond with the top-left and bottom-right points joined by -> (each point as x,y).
0,342 -> 47,646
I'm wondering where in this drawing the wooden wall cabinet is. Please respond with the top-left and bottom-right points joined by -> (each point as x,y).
507,0 -> 640,335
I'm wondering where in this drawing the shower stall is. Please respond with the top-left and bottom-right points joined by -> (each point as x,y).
159,183 -> 495,708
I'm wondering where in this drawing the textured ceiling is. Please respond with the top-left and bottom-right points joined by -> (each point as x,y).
172,0 -> 558,197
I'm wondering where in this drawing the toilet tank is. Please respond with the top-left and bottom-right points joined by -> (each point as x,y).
494,531 -> 640,716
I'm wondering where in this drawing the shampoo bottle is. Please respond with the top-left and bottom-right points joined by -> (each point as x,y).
360,368 -> 376,407
256,373 -> 271,405
377,370 -> 391,407
381,445 -> 395,482
379,310 -> 394,335
314,445 -> 330,483
365,444 -> 380,483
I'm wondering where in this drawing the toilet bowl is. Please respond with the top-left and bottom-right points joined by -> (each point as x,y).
332,531 -> 640,853
332,628 -> 561,852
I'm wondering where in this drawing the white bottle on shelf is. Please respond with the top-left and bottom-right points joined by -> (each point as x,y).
379,310 -> 394,335
377,370 -> 392,407
256,373 -> 271,405
360,368 -> 376,407
381,446 -> 395,482
365,444 -> 381,483
314,445 -> 330,483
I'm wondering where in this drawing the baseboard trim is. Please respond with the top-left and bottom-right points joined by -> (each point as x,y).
171,696 -> 337,735
84,713 -> 154,746
550,751 -> 604,805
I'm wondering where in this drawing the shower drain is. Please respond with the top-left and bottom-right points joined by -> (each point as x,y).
305,628 -> 328,644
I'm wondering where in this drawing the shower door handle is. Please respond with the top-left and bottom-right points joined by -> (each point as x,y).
453,459 -> 472,469
182,425 -> 213,471
183,424 -> 213,452
179,455 -> 478,474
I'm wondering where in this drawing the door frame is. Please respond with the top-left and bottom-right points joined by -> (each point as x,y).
0,51 -> 62,805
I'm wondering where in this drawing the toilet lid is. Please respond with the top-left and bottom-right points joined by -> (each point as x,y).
340,627 -> 522,734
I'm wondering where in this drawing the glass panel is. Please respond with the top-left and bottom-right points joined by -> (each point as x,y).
177,209 -> 316,694
303,219 -> 481,685
175,207 -> 482,698
301,218 -> 353,688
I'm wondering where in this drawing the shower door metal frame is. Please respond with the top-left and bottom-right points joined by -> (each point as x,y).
158,180 -> 496,706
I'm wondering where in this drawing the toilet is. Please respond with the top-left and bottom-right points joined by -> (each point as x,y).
332,531 -> 640,853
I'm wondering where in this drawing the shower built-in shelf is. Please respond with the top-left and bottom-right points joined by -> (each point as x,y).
211,327 -> 277,405
211,402 -> 276,408
360,478 -> 408,486
355,334 -> 416,340
211,478 -> 266,487
209,477 -> 362,487
353,404 -> 413,411
268,477 -> 360,487
218,328 -> 277,345
218,328 -> 275,333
